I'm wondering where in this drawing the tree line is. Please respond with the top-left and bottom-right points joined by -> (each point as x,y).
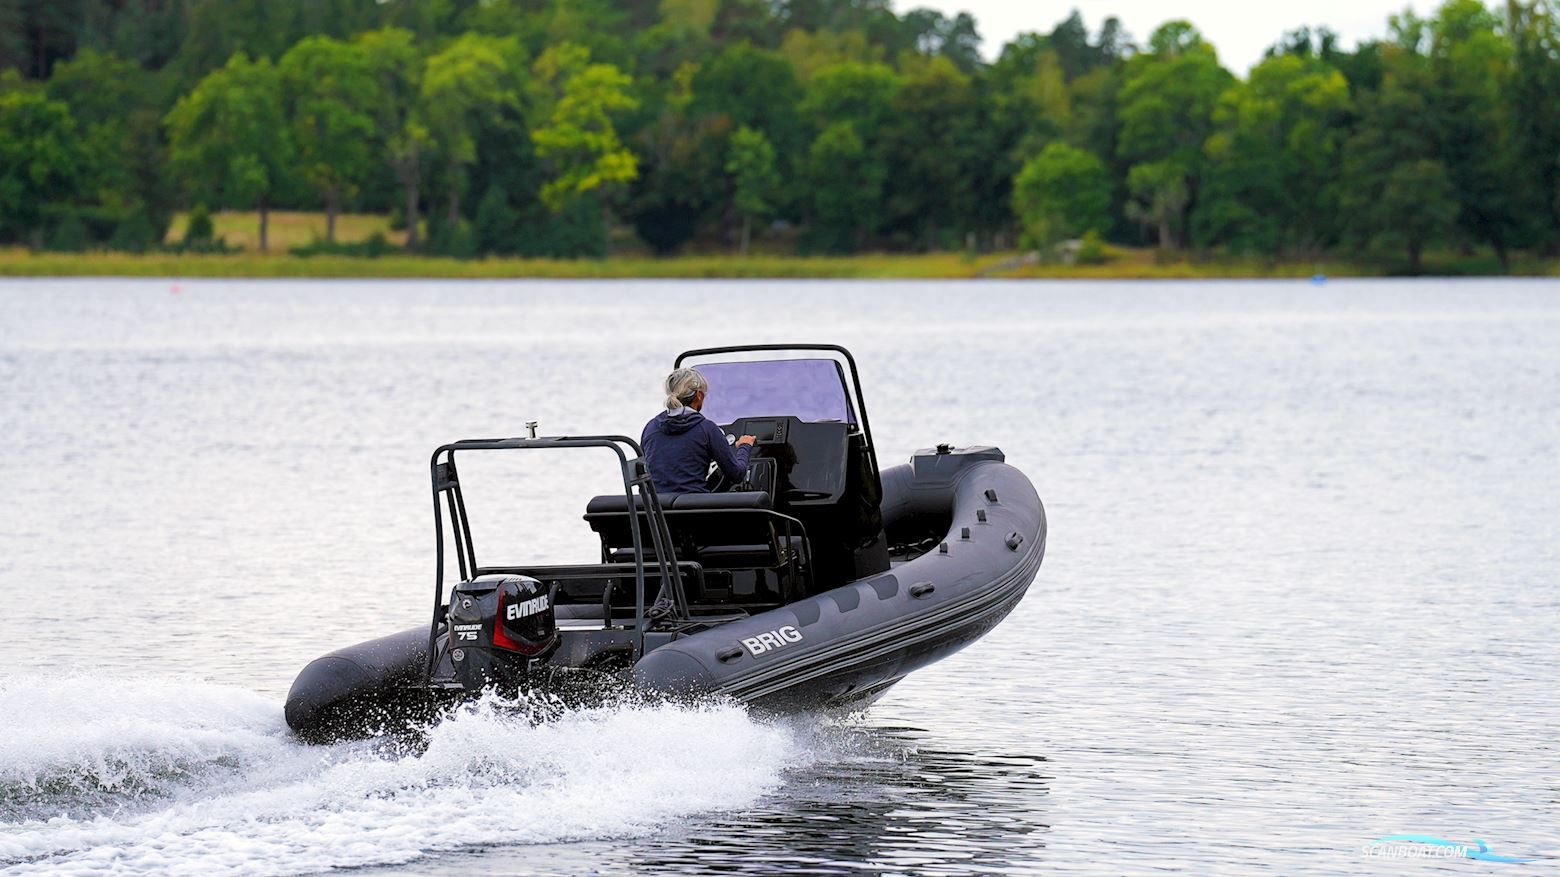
2,0 -> 1558,269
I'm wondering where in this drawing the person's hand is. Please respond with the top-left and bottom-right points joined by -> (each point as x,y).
735,434 -> 757,448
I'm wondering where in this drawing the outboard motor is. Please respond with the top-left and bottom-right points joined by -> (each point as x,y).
445,574 -> 557,690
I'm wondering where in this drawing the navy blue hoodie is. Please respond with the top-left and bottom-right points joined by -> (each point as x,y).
641,408 -> 751,494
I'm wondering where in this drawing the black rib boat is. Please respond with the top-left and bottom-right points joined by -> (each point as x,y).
285,345 -> 1047,741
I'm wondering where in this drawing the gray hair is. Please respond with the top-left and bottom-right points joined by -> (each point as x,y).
664,367 -> 708,410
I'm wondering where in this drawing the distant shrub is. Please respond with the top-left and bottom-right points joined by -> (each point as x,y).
45,214 -> 91,251
517,195 -> 608,259
183,204 -> 215,245
1076,229 -> 1110,265
473,186 -> 518,256
430,218 -> 477,259
109,210 -> 158,252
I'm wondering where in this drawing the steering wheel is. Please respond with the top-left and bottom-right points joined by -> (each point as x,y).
705,461 -> 732,493
706,462 -> 759,493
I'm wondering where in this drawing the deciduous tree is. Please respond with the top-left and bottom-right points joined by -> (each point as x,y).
421,32 -> 524,226
1506,0 -> 1560,252
1116,21 -> 1232,248
725,124 -> 779,254
164,52 -> 293,250
1195,53 -> 1350,255
1339,20 -> 1449,270
0,89 -> 88,244
883,55 -> 989,248
1380,158 -> 1458,272
805,120 -> 882,252
530,43 -> 639,217
278,36 -> 378,242
357,27 -> 427,249
1429,0 -> 1520,266
46,48 -> 172,244
1012,142 -> 1111,252
1125,159 -> 1188,250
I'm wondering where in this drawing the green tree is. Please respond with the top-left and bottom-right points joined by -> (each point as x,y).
184,202 -> 215,245
357,27 -> 428,249
530,42 -> 640,214
1012,142 -> 1111,252
724,124 -> 779,254
74,0 -> 188,70
1195,53 -> 1351,255
1339,20 -> 1448,268
624,61 -> 728,254
990,46 -> 1070,163
421,32 -> 524,226
164,52 -> 293,251
174,0 -> 304,84
278,35 -> 378,242
882,55 -> 990,248
0,89 -> 88,244
797,60 -> 897,244
780,28 -> 883,81
1506,0 -> 1560,251
631,0 -> 719,81
690,43 -> 805,174
1379,158 -> 1459,272
1429,0 -> 1521,266
800,61 -> 898,140
896,9 -> 983,71
1125,160 -> 1189,250
1116,21 -> 1233,248
46,48 -> 173,246
473,183 -> 518,255
683,42 -> 801,245
805,120 -> 882,252
1,0 -> 84,78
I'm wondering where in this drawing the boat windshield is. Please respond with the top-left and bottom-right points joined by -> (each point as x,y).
695,358 -> 858,426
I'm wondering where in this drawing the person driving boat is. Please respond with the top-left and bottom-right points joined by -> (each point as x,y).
642,367 -> 756,494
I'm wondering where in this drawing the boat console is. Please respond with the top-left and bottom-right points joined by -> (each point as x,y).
582,348 -> 890,608
683,349 -> 891,584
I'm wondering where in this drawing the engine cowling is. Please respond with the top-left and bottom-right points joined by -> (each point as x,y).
445,574 -> 556,689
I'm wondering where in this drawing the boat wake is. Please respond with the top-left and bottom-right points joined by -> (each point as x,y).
0,675 -> 802,876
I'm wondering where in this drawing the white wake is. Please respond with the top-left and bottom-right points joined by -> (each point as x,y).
0,676 -> 803,876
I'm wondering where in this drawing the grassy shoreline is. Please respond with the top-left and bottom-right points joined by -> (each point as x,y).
5,209 -> 1551,280
3,248 -> 1557,280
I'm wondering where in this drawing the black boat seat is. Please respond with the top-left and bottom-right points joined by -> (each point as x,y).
584,493 -> 676,515
584,491 -> 774,550
670,491 -> 772,510
584,490 -> 800,574
583,490 -> 770,515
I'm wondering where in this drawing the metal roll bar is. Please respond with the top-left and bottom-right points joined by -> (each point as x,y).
424,435 -> 686,679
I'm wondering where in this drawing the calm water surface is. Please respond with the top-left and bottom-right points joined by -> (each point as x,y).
1,278 -> 1557,875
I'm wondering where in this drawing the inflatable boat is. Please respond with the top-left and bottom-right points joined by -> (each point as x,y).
285,345 -> 1046,741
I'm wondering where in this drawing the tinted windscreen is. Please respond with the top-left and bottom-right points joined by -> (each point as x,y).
695,359 -> 857,425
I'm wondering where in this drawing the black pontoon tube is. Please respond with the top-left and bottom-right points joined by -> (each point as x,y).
632,447 -> 1045,708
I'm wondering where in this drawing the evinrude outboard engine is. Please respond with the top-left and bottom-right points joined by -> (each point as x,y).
445,574 -> 557,690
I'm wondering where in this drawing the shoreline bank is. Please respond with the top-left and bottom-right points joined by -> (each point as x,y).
3,249 -> 1556,281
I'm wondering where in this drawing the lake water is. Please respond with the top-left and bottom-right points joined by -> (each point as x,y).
1,277 -> 1557,875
